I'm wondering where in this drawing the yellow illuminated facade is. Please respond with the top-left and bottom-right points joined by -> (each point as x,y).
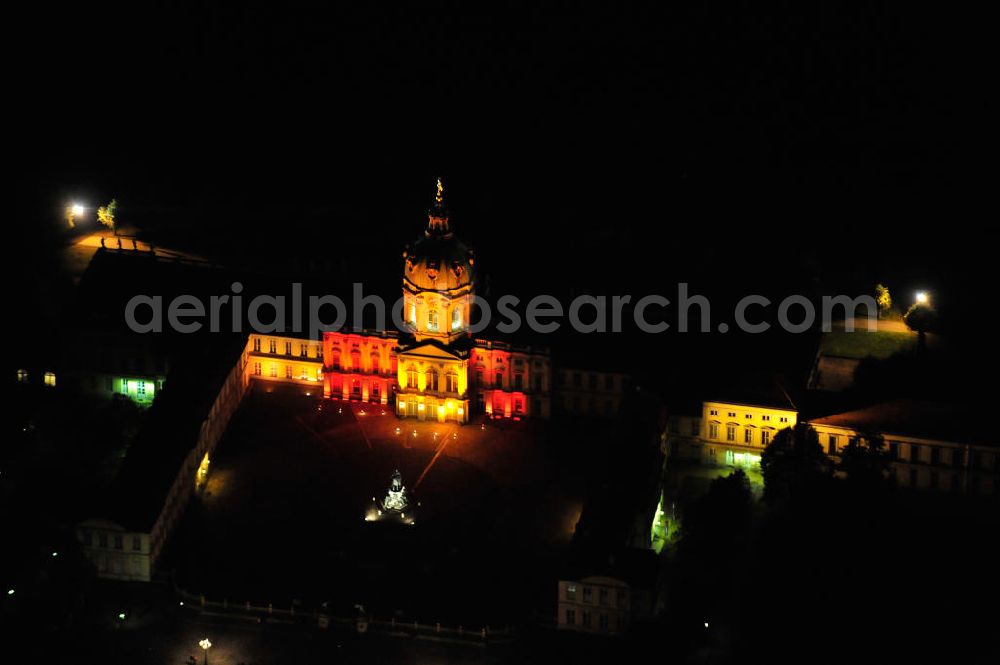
664,400 -> 798,471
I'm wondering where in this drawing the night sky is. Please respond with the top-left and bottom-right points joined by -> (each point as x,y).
11,3 -> 990,353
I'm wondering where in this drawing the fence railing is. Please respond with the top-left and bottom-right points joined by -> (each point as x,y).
175,586 -> 515,643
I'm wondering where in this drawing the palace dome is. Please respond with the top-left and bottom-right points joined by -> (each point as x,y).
402,180 -> 474,292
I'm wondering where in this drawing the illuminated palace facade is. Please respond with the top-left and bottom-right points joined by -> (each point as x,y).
245,181 -> 560,423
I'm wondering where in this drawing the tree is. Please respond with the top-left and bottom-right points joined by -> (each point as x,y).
97,198 -> 118,234
875,284 -> 892,318
837,431 -> 891,489
904,302 -> 937,350
760,423 -> 831,502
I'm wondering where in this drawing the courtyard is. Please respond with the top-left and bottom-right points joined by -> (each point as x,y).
166,383 -> 588,626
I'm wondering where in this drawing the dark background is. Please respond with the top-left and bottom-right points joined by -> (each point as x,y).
10,1 -> 993,391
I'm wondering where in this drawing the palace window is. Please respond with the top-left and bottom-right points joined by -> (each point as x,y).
407,369 -> 418,389
132,536 -> 141,552
98,533 -> 107,548
828,435 -> 838,454
599,614 -> 609,631
285,342 -> 292,355
709,409 -> 718,416
452,307 -> 462,331
333,354 -> 341,370
269,364 -> 277,378
566,609 -> 576,625
44,372 -> 56,387
137,381 -> 146,396
428,370 -> 439,391
709,423 -> 719,439
514,373 -> 523,390
582,611 -> 592,628
253,338 -> 261,352
495,372 -> 503,387
445,373 -> 457,393
599,588 -> 608,606
744,428 -> 754,444
726,425 -> 736,442
515,399 -> 523,414
910,444 -> 921,463
253,362 -> 262,375
371,354 -> 380,374
17,369 -> 28,383
761,430 -> 772,446
428,310 -> 439,331
285,365 -> 292,379
300,343 -> 307,357
408,303 -> 417,327
114,535 -> 123,550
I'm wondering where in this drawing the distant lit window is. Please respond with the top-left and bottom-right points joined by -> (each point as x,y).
709,410 -> 717,416
44,372 -> 56,387
269,364 -> 278,378
427,370 -> 439,392
253,338 -> 261,352
451,307 -> 462,331
744,428 -> 754,444
16,369 -> 28,383
300,343 -> 308,357
407,369 -> 418,389
408,303 -> 417,327
514,399 -> 523,414
428,310 -> 439,332
762,415 -> 771,421
566,584 -> 577,600
285,342 -> 292,355
269,339 -> 276,353
253,362 -> 262,376
137,381 -> 146,396
761,430 -> 772,446
285,365 -> 292,379
726,425 -> 736,442
371,355 -> 380,374
495,372 -> 503,388
446,373 -> 457,393
709,423 -> 719,439
314,345 -> 322,358
728,412 -> 736,418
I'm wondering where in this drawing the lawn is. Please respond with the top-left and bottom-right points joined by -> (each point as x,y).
819,329 -> 916,360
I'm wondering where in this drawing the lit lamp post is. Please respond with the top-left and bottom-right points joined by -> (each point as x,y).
915,291 -> 929,305
199,638 -> 212,665
65,202 -> 86,229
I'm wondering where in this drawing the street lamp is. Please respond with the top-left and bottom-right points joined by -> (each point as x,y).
199,638 -> 212,665
915,291 -> 929,305
71,203 -> 85,216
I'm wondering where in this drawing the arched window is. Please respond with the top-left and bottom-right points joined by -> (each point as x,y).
428,309 -> 439,332
408,302 -> 417,327
451,307 -> 462,331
